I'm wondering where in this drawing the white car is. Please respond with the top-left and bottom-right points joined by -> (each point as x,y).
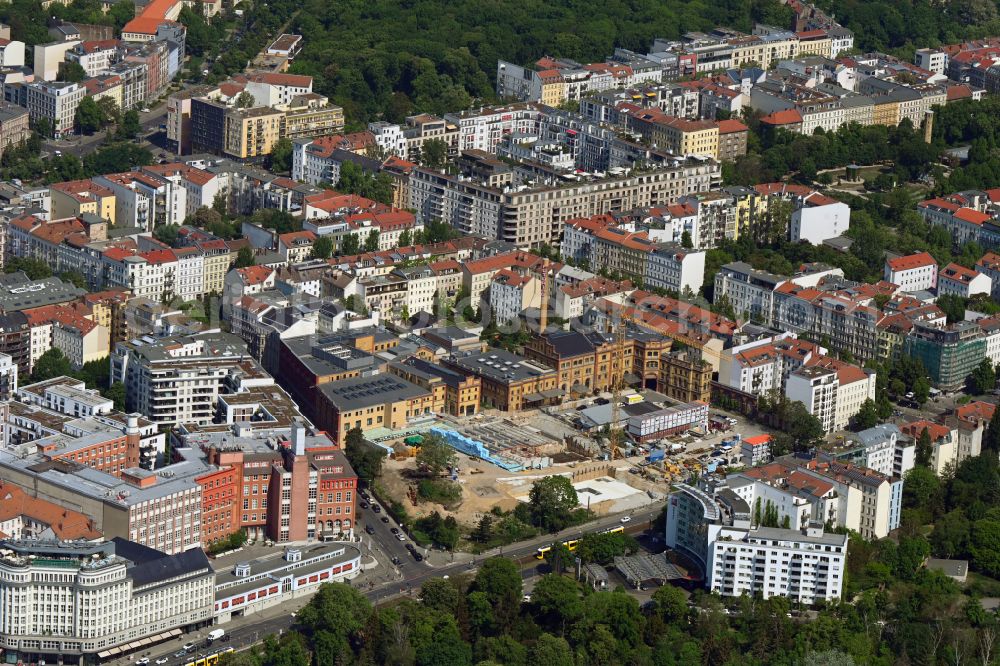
136,659 -> 149,666
396,533 -> 406,541
156,659 -> 169,665
620,516 -> 632,524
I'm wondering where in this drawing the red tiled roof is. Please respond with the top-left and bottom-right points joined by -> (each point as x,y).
0,482 -> 101,540
760,109 -> 803,125
886,252 -> 936,272
141,249 -> 177,265
940,262 -> 980,284
237,265 -> 273,285
717,118 -> 749,134
901,420 -> 951,441
954,208 -> 992,225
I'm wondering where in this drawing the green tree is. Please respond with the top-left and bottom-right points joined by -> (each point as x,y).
60,270 -> 87,289
985,405 -> 1000,453
916,427 -> 933,468
531,574 -> 583,635
343,426 -> 384,483
416,433 -> 456,476
472,514 -> 494,544
153,224 -> 180,247
421,138 -> 448,169
474,557 -> 522,632
234,246 -> 255,268
116,110 -> 141,140
971,518 -> 1000,577
970,357 -> 996,394
295,583 -> 372,661
269,137 -> 293,173
420,578 -> 461,614
75,97 -> 105,134
913,376 -> 931,406
544,543 -> 574,574
235,91 -> 255,109
97,97 -> 121,126
651,585 -> 688,625
33,117 -> 54,139
936,293 -> 966,324
104,382 -> 126,411
31,348 -> 73,382
681,230 -> 693,248
6,257 -> 53,280
311,235 -> 334,259
399,229 -> 412,247
853,398 -> 880,430
58,61 -> 87,83
83,142 -> 151,175
364,229 -> 380,252
527,475 -> 579,531
340,233 -> 360,256
529,634 -> 574,666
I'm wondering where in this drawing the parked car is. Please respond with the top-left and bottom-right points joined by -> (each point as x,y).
136,658 -> 149,665
413,552 -> 423,562
381,516 -> 389,523
182,644 -> 195,652
365,525 -> 375,535
155,658 -> 169,664
390,527 -> 399,535
372,504 -> 381,513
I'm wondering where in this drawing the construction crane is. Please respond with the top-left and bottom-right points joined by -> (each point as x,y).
536,258 -> 550,332
608,302 -> 634,460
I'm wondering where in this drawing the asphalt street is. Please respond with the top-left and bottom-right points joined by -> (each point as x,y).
43,100 -> 171,158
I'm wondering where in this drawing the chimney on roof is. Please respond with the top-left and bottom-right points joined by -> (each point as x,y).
292,420 -> 306,456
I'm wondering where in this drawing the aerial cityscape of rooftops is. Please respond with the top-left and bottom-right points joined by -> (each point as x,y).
6,0 -> 1000,662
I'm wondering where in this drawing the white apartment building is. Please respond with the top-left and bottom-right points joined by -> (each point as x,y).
368,121 -> 408,158
847,423 -> 914,479
445,103 -> 545,155
111,331 -> 260,426
66,40 -> 120,77
277,231 -> 316,264
173,247 -> 205,301
26,81 -> 85,138
786,365 -> 838,433
785,361 -> 876,433
645,247 -> 705,295
243,72 -> 313,106
915,48 -> 947,75
790,196 -> 850,245
102,248 -> 179,303
94,171 -> 182,231
0,352 -> 16,400
714,261 -> 788,325
665,483 -> 846,603
707,523 -> 847,602
488,269 -> 540,325
800,461 -> 902,540
0,39 -> 25,68
410,158 -> 721,247
395,265 -> 438,317
884,252 -> 938,292
717,335 -> 822,395
0,539 -> 214,664
937,262 -> 992,298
